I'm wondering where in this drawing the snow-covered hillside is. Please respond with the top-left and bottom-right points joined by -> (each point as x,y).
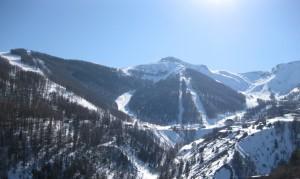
238,121 -> 294,175
173,115 -> 297,179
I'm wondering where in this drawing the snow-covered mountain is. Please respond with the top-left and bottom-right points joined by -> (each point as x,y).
247,61 -> 300,95
124,58 -> 300,99
123,68 -> 246,125
122,57 -> 251,91
119,57 -> 248,125
1,49 -> 300,179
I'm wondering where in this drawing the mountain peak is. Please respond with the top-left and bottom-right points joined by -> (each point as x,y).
159,57 -> 209,71
159,57 -> 184,64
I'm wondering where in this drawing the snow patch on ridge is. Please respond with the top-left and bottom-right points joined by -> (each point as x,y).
0,52 -> 43,74
0,52 -> 98,111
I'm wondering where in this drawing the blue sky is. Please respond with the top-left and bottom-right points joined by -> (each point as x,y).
1,0 -> 300,72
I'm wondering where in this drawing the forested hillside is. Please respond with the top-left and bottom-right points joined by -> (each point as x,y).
0,55 -> 171,179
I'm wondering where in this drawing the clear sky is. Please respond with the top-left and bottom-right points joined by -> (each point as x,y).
1,0 -> 300,72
